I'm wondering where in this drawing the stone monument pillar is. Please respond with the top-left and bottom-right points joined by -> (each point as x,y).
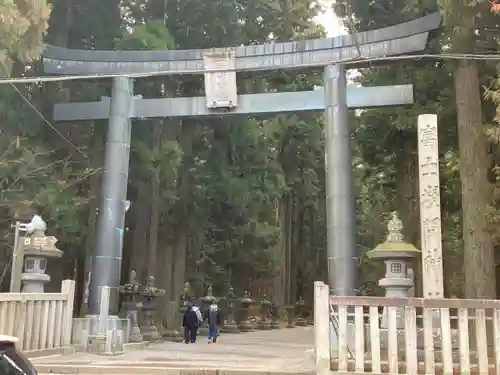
367,212 -> 420,328
20,216 -> 63,293
417,114 -> 444,300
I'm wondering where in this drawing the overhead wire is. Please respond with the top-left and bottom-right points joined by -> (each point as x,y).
2,52 -> 500,85
9,83 -> 90,159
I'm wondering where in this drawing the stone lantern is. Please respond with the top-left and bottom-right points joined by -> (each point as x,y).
165,282 -> 193,342
221,287 -> 239,333
285,305 -> 295,328
269,298 -> 280,329
199,285 -> 216,335
118,270 -> 144,343
367,212 -> 420,329
21,216 -> 63,293
257,295 -> 271,330
139,276 -> 165,341
294,297 -> 307,326
238,291 -> 254,332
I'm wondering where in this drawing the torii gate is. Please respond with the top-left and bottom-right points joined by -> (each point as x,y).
42,12 -> 441,317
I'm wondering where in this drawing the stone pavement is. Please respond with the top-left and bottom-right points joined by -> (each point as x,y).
33,327 -> 315,375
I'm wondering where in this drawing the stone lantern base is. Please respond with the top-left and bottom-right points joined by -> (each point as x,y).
21,273 -> 50,293
295,317 -> 307,326
221,317 -> 240,333
257,319 -> 271,330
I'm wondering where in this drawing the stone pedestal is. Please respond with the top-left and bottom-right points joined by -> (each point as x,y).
222,317 -> 240,333
269,302 -> 280,329
21,268 -> 50,293
295,297 -> 307,326
257,319 -> 270,329
285,306 -> 295,328
306,308 -> 314,325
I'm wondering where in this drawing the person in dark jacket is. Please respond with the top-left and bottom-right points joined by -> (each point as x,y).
182,304 -> 199,343
204,303 -> 222,343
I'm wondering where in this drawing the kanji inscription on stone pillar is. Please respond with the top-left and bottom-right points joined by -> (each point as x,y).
417,114 -> 444,298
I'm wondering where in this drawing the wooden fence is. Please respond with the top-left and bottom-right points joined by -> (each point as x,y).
314,281 -> 500,375
0,280 -> 75,352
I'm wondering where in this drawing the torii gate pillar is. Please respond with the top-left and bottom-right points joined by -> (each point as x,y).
88,77 -> 133,315
324,65 -> 358,296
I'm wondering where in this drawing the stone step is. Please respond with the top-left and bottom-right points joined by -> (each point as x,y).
34,364 -> 314,375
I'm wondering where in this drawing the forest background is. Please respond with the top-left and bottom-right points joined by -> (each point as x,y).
2,0 -> 500,326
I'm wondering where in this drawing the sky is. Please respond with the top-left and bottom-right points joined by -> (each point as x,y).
314,2 -> 359,81
314,0 -> 347,37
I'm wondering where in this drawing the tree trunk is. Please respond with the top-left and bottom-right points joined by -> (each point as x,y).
155,120 -> 177,328
157,240 -> 174,327
79,125 -> 104,315
455,59 -> 496,299
169,119 -> 195,307
395,134 -> 420,246
274,194 -> 293,306
171,223 -> 189,299
291,195 -> 302,302
131,182 -> 151,282
147,122 -> 163,279
395,135 -> 422,297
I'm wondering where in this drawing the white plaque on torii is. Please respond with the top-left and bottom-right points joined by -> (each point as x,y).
203,49 -> 238,109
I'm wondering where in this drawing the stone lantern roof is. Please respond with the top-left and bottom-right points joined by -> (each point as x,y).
22,216 -> 63,259
367,212 -> 420,260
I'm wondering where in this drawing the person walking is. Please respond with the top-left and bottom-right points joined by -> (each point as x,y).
192,304 -> 203,326
182,304 -> 199,343
205,302 -> 222,343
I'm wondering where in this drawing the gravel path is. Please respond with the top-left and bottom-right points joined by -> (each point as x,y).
33,327 -> 315,373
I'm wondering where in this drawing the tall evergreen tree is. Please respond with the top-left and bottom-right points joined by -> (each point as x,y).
0,0 -> 51,76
